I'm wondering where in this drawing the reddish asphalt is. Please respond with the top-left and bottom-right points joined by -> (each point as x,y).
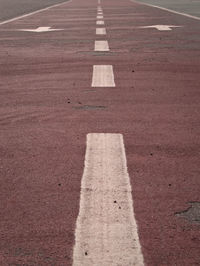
0,0 -> 200,265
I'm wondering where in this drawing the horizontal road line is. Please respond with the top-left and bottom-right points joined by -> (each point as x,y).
92,65 -> 115,87
96,20 -> 104,25
96,27 -> 106,35
94,40 -> 109,51
0,0 -> 71,26
132,0 -> 200,21
73,133 -> 144,266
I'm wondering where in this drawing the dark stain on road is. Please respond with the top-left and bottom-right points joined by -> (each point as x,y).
175,202 -> 200,223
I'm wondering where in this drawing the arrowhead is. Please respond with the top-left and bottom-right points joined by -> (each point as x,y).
138,25 -> 182,31
18,27 -> 64,32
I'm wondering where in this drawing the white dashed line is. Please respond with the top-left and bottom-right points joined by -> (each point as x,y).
97,15 -> 103,19
96,20 -> 104,25
73,133 -> 144,266
92,65 -> 115,87
94,40 -> 109,51
96,27 -> 106,35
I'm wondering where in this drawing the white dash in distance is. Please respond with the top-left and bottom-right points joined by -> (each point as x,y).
95,40 -> 109,51
96,28 -> 106,35
96,20 -> 104,25
92,65 -> 115,87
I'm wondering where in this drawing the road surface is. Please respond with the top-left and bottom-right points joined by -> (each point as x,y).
0,0 -> 200,265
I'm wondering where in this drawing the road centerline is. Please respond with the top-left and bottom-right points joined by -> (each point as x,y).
72,133 -> 144,266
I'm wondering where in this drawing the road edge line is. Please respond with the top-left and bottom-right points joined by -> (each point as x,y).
0,0 -> 72,26
131,0 -> 200,21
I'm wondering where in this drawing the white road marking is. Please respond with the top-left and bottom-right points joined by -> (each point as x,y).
18,26 -> 64,32
73,133 -> 144,266
138,25 -> 182,31
132,0 -> 200,21
96,20 -> 104,25
0,0 -> 72,26
96,27 -> 106,35
92,65 -> 115,87
97,12 -> 103,15
97,8 -> 102,11
97,15 -> 103,19
95,40 -> 109,51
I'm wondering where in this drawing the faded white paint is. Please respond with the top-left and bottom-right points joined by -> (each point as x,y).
94,40 -> 109,51
96,20 -> 104,25
92,65 -> 115,87
73,133 -> 144,266
18,26 -> 64,32
138,25 -> 182,31
96,27 -> 106,35
97,15 -> 103,19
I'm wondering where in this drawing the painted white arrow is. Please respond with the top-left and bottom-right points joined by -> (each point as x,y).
137,25 -> 182,31
18,27 -> 64,33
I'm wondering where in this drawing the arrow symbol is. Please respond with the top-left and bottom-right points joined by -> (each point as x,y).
18,27 -> 64,33
137,25 -> 182,31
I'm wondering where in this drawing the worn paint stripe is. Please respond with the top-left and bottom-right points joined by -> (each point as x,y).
94,40 -> 109,51
92,65 -> 115,87
96,27 -> 106,35
97,15 -> 103,19
96,20 -> 104,25
73,133 -> 144,266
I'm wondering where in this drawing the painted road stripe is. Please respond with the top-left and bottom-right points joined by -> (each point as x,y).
133,0 -> 200,21
97,12 -> 103,15
73,133 -> 144,266
0,0 -> 72,26
94,40 -> 109,51
92,65 -> 115,87
97,15 -> 103,19
96,20 -> 104,25
96,28 -> 106,35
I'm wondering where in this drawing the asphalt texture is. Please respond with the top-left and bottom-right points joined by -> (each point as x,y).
136,0 -> 200,17
0,0 -> 69,22
0,0 -> 200,265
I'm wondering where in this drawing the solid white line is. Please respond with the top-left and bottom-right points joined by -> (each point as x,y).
97,15 -> 103,19
96,20 -> 104,25
132,0 -> 200,21
73,133 -> 144,266
96,27 -> 106,35
0,0 -> 71,26
92,65 -> 115,87
94,40 -> 109,51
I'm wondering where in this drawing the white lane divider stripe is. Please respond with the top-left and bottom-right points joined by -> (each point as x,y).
73,133 -> 144,266
97,15 -> 103,19
96,20 -> 104,25
96,27 -> 106,35
94,40 -> 109,51
92,65 -> 115,87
